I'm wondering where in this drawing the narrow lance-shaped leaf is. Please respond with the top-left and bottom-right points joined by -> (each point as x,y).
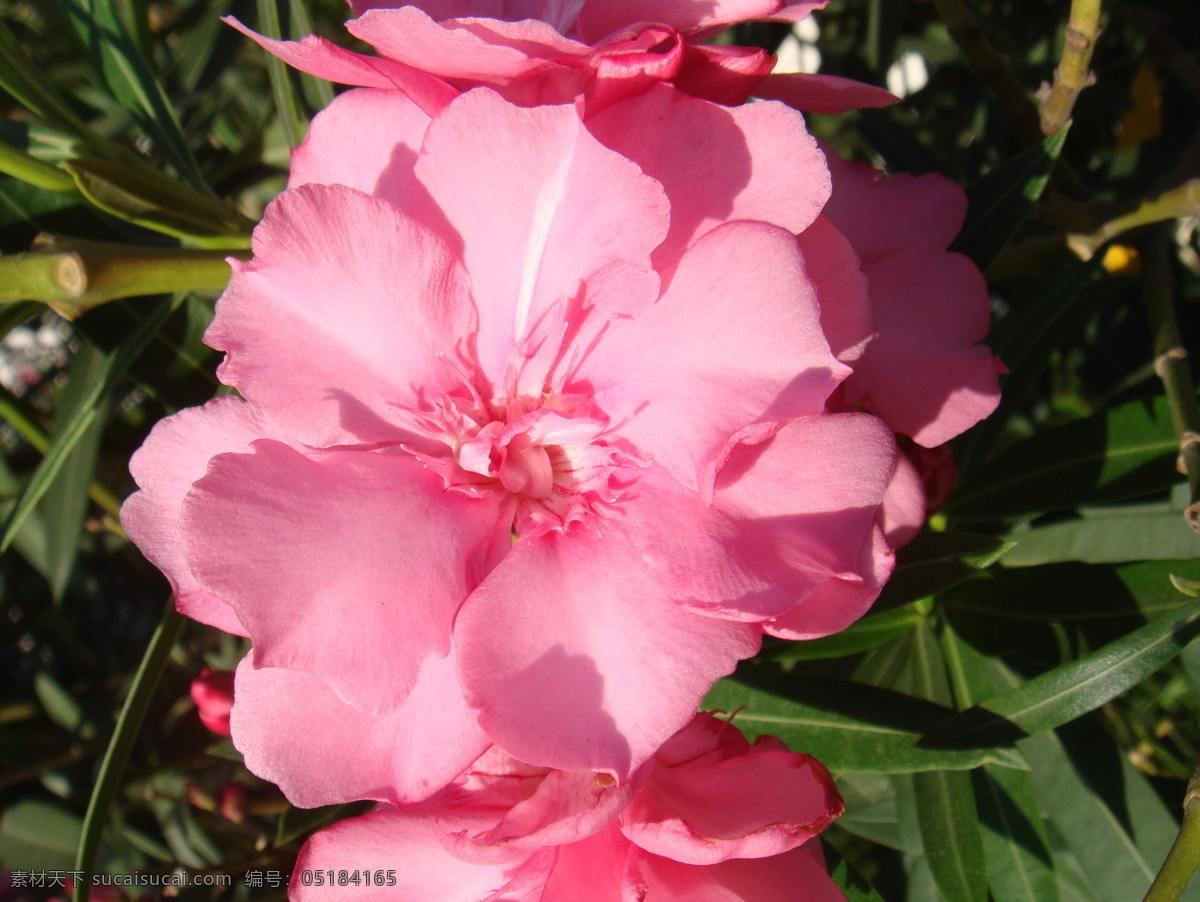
766,606 -> 921,662
703,672 -> 1026,773
909,619 -> 989,902
957,255 -> 1105,477
51,0 -> 206,188
953,126 -> 1070,270
0,296 -> 176,553
950,394 -> 1186,520
921,595 -> 1200,748
1002,510 -> 1200,566
874,531 -> 1014,611
939,628 -> 1061,902
974,766 -> 1061,902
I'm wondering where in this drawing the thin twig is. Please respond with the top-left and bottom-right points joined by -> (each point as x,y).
1141,230 -> 1200,534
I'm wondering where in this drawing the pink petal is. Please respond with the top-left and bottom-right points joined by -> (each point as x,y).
878,450 -> 926,548
798,214 -> 873,364
639,841 -> 846,902
582,221 -> 847,493
584,25 -> 686,113
823,154 -> 968,264
713,414 -> 897,632
223,17 -> 458,114
456,485 -> 762,778
208,183 -> 475,447
754,72 -> 897,114
763,0 -> 828,21
576,0 -> 782,43
841,245 -> 1002,446
180,441 -> 499,715
437,759 -> 643,858
348,7 -> 584,81
621,745 -> 842,864
764,525 -> 894,640
541,824 -> 644,902
588,86 -> 828,274
232,652 -> 489,807
292,807 -> 551,902
288,87 -> 430,202
414,89 -> 669,383
673,44 -> 773,105
122,397 -> 284,636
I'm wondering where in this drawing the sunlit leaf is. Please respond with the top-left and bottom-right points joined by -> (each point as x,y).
703,673 -> 1025,773
950,395 -> 1185,520
922,596 -> 1200,748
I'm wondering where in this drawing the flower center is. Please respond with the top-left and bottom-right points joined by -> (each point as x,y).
395,389 -> 635,536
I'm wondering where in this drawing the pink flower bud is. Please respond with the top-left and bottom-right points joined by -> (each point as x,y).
189,667 -> 234,736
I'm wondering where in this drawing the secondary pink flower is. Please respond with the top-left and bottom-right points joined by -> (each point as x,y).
189,666 -> 235,736
291,713 -> 846,901
226,0 -> 894,116
123,86 -> 897,806
823,154 -> 1005,447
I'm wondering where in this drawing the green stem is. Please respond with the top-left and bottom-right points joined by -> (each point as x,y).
0,142 -> 81,195
0,237 -> 243,319
1039,0 -> 1103,136
1140,230 -> 1200,533
72,600 -> 185,902
1069,180 -> 1200,260
1143,759 -> 1200,902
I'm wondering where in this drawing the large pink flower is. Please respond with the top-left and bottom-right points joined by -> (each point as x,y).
290,713 -> 846,901
226,0 -> 894,116
123,86 -> 897,806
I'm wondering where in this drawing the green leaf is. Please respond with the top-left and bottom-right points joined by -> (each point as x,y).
0,800 -> 84,869
1020,716 -> 1198,902
256,0 -> 307,149
0,175 -> 112,255
942,559 -> 1200,624
73,601 -> 186,902
828,850 -> 889,902
703,673 -> 1026,772
954,125 -> 1070,270
836,772 -> 902,850
907,620 -> 989,902
921,596 -> 1200,748
38,341 -> 108,601
914,769 -> 988,902
949,395 -> 1185,520
276,802 -> 371,848
767,606 -> 921,661
0,296 -> 175,555
51,0 -> 205,187
1173,574 -> 1200,597
875,531 -> 1014,611
957,256 -> 1105,476
1002,510 -> 1200,565
34,669 -> 93,738
65,158 -> 251,242
974,765 -> 1061,902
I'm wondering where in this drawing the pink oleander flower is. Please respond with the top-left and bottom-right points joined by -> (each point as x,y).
822,153 -> 1005,448
123,85 -> 898,807
227,0 -> 894,117
189,666 -> 235,736
291,713 -> 846,901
